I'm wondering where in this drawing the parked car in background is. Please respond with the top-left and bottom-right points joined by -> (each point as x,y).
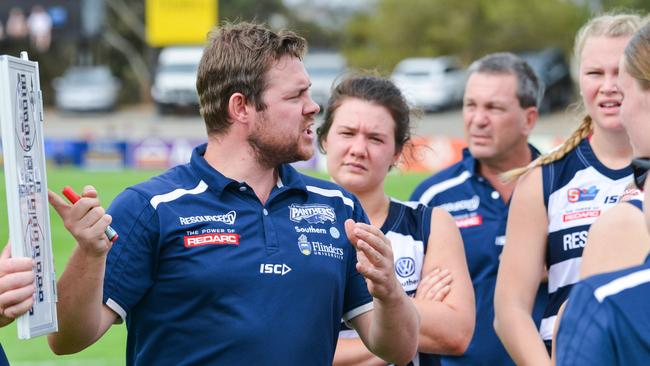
303,51 -> 347,110
52,65 -> 121,112
391,56 -> 465,112
151,46 -> 204,114
519,47 -> 574,113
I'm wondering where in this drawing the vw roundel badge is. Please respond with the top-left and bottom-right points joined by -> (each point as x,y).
395,257 -> 416,278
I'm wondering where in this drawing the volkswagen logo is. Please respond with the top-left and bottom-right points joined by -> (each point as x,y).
395,257 -> 415,278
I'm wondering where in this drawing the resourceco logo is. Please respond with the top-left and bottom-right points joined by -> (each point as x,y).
438,195 -> 480,213
289,204 -> 336,224
180,211 -> 236,225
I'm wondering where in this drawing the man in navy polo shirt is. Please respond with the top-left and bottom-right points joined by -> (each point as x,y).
410,53 -> 548,365
47,22 -> 418,366
0,242 -> 35,366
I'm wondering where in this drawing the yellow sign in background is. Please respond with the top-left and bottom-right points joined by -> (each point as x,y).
146,0 -> 218,46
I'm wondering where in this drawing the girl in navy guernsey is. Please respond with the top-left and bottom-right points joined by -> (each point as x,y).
555,21 -> 650,365
317,75 -> 475,366
494,12 -> 646,365
579,17 -> 650,281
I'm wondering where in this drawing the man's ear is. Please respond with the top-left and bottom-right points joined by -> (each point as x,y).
523,107 -> 539,136
228,92 -> 252,125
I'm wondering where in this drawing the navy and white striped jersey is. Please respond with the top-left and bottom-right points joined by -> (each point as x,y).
103,143 -> 373,366
411,146 -> 547,366
541,138 -> 633,341
340,198 -> 439,366
556,254 -> 650,365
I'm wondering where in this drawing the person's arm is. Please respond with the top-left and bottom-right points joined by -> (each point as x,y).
550,300 -> 567,365
0,242 -> 34,327
333,337 -> 387,366
46,187 -> 118,354
494,168 -> 550,365
346,220 -> 419,365
580,203 -> 650,279
413,208 -> 474,354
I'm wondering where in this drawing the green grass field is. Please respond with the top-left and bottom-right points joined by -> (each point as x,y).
0,167 -> 429,365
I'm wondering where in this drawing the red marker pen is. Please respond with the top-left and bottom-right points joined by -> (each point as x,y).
62,186 -> 119,242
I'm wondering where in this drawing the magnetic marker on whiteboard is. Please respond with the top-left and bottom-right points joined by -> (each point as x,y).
62,186 -> 119,242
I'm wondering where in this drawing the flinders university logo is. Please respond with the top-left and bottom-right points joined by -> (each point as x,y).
289,204 -> 336,224
298,234 -> 312,255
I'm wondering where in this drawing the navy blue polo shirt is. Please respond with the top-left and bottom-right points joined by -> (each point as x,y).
411,147 -> 548,366
103,143 -> 373,366
0,344 -> 8,366
556,254 -> 650,365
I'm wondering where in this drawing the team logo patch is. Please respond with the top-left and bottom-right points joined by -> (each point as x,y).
562,209 -> 601,222
395,257 -> 416,278
567,186 -> 600,203
184,233 -> 240,247
298,234 -> 312,255
289,204 -> 336,224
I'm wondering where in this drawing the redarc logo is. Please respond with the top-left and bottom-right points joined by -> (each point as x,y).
184,233 -> 240,247
260,263 -> 292,275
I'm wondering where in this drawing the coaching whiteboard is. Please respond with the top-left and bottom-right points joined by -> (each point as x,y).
0,52 -> 57,339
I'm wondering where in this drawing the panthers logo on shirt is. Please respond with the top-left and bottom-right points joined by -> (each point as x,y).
289,204 -> 336,224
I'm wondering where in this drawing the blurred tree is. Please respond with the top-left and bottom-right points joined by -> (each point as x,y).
601,0 -> 650,13
219,0 -> 286,23
343,0 -> 591,72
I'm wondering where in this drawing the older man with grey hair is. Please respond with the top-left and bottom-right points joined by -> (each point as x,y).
411,52 -> 548,366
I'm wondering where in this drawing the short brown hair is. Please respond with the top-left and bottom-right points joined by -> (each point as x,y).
196,22 -> 307,136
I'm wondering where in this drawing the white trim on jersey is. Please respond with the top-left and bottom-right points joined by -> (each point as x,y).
149,180 -> 209,209
338,329 -> 359,339
106,298 -> 127,323
594,268 -> 650,303
548,257 -> 582,293
306,185 -> 354,209
416,170 -> 472,205
390,197 -> 420,210
342,302 -> 374,323
539,315 -> 557,341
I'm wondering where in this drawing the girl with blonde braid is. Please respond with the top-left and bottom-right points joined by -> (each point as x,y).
494,12 -> 645,365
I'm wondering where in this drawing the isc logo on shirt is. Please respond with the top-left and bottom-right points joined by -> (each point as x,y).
184,233 -> 240,247
260,263 -> 292,275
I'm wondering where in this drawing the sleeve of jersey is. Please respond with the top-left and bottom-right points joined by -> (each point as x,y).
555,282 -> 616,366
102,188 -> 160,323
341,198 -> 373,323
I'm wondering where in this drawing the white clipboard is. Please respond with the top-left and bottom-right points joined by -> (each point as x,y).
0,52 -> 58,339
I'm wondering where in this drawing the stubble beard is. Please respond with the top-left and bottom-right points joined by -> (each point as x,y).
247,113 -> 313,169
